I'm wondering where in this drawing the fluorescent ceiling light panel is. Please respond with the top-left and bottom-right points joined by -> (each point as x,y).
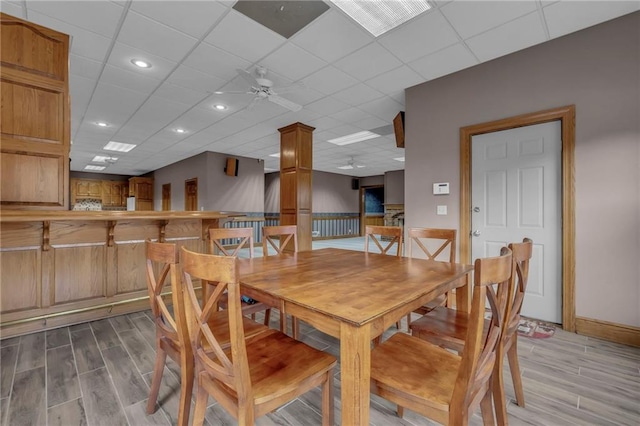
329,0 -> 431,37
103,141 -> 137,152
84,165 -> 106,171
394,157 -> 405,162
92,155 -> 118,163
327,130 -> 379,146
337,164 -> 354,170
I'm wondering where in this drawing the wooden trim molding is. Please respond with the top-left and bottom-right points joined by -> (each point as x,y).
575,317 -> 640,347
460,105 -> 576,331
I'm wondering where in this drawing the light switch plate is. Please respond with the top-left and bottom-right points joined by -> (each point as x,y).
437,205 -> 447,215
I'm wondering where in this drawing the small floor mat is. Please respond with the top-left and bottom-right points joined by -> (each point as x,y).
517,318 -> 555,339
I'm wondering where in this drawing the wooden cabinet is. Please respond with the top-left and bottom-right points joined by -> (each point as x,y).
129,177 -> 154,210
101,181 -> 128,207
0,13 -> 70,210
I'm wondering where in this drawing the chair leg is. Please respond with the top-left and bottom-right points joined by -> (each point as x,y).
264,308 -> 272,327
176,353 -> 194,426
480,387 -> 495,426
279,311 -> 287,334
146,347 -> 167,414
493,352 -> 508,426
397,405 -> 404,418
507,339 -> 525,407
292,317 -> 300,340
321,369 -> 334,426
192,382 -> 208,426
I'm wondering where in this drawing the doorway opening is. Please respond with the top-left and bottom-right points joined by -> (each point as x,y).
162,183 -> 171,211
460,105 -> 575,330
359,185 -> 384,235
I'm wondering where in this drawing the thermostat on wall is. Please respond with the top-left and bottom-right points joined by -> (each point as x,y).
433,182 -> 450,195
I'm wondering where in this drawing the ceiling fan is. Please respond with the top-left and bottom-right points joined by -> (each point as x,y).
216,67 -> 303,112
337,157 -> 366,170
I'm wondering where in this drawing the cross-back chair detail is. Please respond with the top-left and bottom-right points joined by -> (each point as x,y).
208,227 -> 270,326
180,247 -> 337,426
370,247 -> 515,425
262,225 -> 298,255
262,225 -> 299,337
365,225 -> 403,257
145,240 -> 192,426
405,228 -> 457,328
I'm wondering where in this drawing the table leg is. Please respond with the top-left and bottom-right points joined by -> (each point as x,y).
455,274 -> 472,313
340,322 -> 371,425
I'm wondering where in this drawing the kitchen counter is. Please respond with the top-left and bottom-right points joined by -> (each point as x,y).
0,210 -> 240,338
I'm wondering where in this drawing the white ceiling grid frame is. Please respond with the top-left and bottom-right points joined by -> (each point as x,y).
260,42 -> 328,81
408,42 -> 479,81
302,65 -> 360,95
542,0 -> 640,38
333,41 -> 404,81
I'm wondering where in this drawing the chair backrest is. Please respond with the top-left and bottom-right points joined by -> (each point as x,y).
180,247 -> 252,402
506,238 -> 533,336
365,225 -> 403,257
262,225 -> 298,256
209,227 -> 254,258
407,228 -> 456,263
145,240 -> 189,351
451,247 -> 515,413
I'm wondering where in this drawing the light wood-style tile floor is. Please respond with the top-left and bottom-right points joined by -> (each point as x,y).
1,309 -> 639,426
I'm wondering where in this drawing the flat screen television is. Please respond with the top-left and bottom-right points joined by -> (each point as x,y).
393,111 -> 405,148
225,157 -> 239,176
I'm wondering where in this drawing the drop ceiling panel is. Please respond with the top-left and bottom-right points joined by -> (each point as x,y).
69,54 -> 102,81
26,0 -> 123,37
130,0 -> 228,39
466,12 -> 548,62
69,76 -> 97,114
303,66 -> 359,95
154,82 -> 209,107
117,10 -> 199,62
409,43 -> 478,81
543,1 -> 640,39
100,65 -> 161,95
378,10 -> 459,63
305,96 -> 351,116
204,10 -> 285,63
107,42 -> 178,81
332,83 -> 384,106
359,97 -> 404,122
166,65 -> 227,93
353,116 -> 388,131
440,0 -> 538,39
307,116 -> 345,132
292,10 -> 373,62
260,42 -> 327,81
280,87 -> 326,107
334,42 -> 403,81
2,2 -> 25,18
83,83 -> 149,127
183,42 -> 251,80
365,65 -> 424,95
329,107 -> 372,124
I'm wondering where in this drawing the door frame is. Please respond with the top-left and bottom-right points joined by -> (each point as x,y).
359,184 -> 384,235
460,105 -> 576,331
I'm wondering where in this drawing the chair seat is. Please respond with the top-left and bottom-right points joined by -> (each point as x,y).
217,292 -> 271,317
371,333 -> 460,413
413,294 -> 447,316
409,306 -> 468,353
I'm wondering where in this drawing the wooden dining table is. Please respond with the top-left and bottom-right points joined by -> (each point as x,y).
236,247 -> 474,425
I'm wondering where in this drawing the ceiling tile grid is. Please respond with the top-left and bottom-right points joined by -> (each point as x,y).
3,0 -> 633,177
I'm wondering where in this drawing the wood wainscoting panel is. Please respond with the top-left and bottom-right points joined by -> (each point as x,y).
0,221 -> 42,249
115,242 -> 146,295
54,245 -> 105,304
51,221 -> 108,246
0,249 -> 39,313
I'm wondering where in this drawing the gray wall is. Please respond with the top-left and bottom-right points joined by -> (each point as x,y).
265,170 -> 360,213
405,12 -> 639,327
152,152 -> 264,212
384,170 -> 404,204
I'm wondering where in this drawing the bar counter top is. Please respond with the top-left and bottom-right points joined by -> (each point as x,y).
0,210 -> 242,222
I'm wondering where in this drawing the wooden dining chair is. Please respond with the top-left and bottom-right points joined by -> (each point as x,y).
209,227 -> 271,325
262,225 -> 299,337
144,241 -> 269,426
180,247 -> 337,426
410,238 -> 533,425
403,228 -> 457,328
365,225 -> 403,257
371,247 -> 515,425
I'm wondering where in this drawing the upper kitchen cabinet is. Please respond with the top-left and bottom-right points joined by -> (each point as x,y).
129,177 -> 154,211
0,13 -> 71,210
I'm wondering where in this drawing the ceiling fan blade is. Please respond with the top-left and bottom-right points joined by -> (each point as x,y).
267,94 -> 302,112
236,68 -> 259,86
214,90 -> 253,95
246,96 -> 261,111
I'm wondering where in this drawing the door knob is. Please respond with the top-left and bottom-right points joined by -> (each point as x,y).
473,207 -> 480,212
471,230 -> 481,237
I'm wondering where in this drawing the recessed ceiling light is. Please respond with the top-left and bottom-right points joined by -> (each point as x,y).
214,91 -> 223,95
329,0 -> 431,37
103,141 -> 137,152
327,131 -> 380,146
96,121 -> 109,127
131,59 -> 151,68
92,155 -> 118,163
174,128 -> 187,134
269,153 -> 280,158
213,104 -> 227,111
394,157 -> 405,162
84,165 -> 106,171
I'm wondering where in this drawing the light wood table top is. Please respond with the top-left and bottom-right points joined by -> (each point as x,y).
237,248 -> 473,425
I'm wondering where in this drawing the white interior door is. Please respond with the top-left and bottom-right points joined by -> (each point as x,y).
471,121 -> 562,323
